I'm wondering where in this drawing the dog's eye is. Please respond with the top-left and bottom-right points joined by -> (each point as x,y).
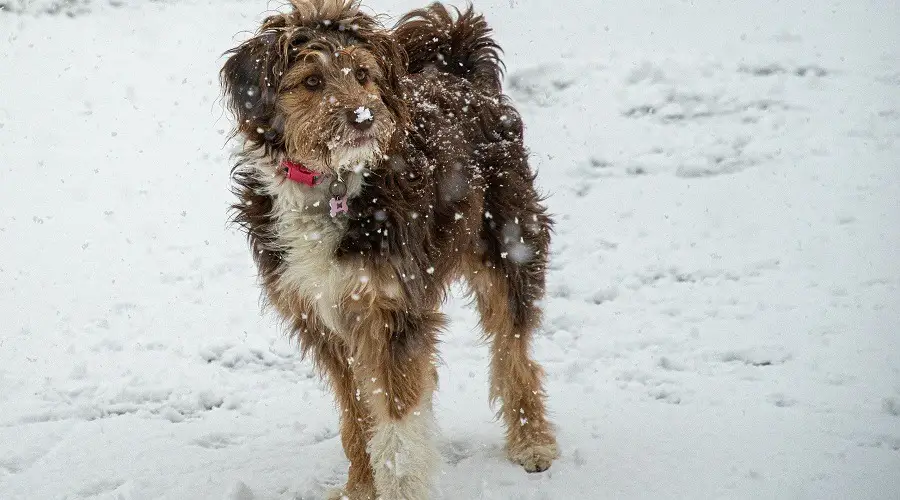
303,75 -> 322,90
355,68 -> 369,84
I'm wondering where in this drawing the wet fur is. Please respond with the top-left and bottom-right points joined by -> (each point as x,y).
222,1 -> 558,497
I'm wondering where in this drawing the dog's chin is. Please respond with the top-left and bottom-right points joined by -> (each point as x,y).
329,138 -> 381,174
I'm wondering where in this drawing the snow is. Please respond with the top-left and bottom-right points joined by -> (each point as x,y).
354,106 -> 373,123
1,0 -> 898,499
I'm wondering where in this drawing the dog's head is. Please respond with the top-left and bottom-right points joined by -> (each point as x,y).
221,0 -> 408,174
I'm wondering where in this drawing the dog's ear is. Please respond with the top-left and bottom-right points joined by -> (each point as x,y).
220,32 -> 287,149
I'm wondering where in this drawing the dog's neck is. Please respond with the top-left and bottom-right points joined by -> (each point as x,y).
252,155 -> 365,220
278,159 -> 352,216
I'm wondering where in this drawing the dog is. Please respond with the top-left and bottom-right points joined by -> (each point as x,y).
221,1 -> 557,498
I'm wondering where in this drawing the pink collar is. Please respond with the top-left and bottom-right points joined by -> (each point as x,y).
282,159 -> 322,187
280,159 -> 349,217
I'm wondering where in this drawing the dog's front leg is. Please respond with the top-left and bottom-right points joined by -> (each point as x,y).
346,307 -> 443,500
307,337 -> 376,500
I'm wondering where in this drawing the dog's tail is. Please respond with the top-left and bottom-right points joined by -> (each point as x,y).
394,3 -> 504,93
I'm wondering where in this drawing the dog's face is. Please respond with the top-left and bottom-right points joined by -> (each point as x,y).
278,43 -> 395,171
221,0 -> 408,174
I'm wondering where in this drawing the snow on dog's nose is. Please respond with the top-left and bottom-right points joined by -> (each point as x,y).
347,106 -> 374,131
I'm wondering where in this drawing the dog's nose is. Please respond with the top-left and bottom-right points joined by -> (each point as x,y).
347,107 -> 374,131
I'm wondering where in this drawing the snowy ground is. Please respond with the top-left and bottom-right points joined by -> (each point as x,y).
1,1 -> 899,498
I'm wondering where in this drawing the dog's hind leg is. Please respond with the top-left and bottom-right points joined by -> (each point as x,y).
465,157 -> 559,472
466,257 -> 559,473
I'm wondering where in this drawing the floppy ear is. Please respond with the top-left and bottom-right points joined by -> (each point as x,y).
220,33 -> 286,149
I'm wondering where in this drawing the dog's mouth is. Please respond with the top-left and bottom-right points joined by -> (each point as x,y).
324,131 -> 382,173
348,134 -> 375,148
327,131 -> 378,152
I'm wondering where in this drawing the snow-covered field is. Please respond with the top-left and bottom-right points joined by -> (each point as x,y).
1,1 -> 898,498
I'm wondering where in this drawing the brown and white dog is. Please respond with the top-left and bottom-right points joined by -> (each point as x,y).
221,1 -> 557,498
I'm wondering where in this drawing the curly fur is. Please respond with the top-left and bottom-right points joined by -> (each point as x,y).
221,2 -> 558,497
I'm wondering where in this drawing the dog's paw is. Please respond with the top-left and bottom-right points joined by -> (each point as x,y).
324,485 -> 376,500
508,438 -> 559,473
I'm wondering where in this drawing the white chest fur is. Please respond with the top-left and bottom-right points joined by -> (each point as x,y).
254,160 -> 365,335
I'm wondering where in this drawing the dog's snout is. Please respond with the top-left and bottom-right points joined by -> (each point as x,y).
346,107 -> 374,131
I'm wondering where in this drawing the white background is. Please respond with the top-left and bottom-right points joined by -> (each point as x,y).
1,1 -> 898,498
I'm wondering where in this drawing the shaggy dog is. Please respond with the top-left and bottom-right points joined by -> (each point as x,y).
221,1 -> 557,497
